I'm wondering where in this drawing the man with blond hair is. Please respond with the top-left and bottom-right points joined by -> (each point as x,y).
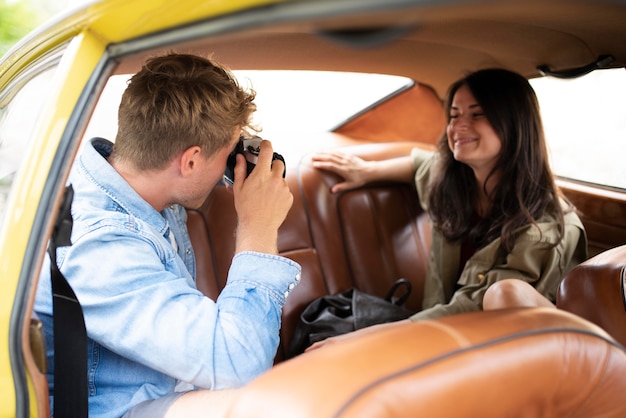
35,53 -> 301,418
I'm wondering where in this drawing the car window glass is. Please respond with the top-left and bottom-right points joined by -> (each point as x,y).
235,70 -> 413,136
87,68 -> 626,191
0,65 -> 58,224
530,68 -> 626,190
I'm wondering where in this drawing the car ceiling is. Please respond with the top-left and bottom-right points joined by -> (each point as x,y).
112,0 -> 626,98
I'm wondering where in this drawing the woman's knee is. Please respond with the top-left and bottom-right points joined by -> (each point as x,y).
483,279 -> 521,310
483,279 -> 555,310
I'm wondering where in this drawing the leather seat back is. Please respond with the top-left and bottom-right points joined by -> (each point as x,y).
296,142 -> 432,312
187,141 -> 434,361
557,244 -> 626,347
186,173 -> 327,362
225,308 -> 626,418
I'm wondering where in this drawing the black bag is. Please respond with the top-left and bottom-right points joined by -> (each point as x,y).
287,278 -> 415,358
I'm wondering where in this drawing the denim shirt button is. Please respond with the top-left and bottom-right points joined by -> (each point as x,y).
284,290 -> 290,298
288,283 -> 295,290
295,273 -> 301,282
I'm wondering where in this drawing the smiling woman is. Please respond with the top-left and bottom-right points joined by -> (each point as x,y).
310,67 -> 587,324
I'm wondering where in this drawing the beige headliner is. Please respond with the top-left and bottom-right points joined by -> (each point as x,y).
114,0 -> 626,98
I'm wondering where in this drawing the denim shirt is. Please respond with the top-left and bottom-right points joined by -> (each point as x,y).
34,138 -> 302,418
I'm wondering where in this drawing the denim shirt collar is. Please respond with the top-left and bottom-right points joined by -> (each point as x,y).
76,137 -> 169,236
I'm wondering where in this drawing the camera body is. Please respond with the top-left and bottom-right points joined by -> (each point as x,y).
223,136 -> 286,185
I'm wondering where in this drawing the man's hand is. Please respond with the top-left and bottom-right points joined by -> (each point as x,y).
233,140 -> 292,254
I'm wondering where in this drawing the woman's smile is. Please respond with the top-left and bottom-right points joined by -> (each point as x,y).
447,85 -> 502,176
452,136 -> 478,148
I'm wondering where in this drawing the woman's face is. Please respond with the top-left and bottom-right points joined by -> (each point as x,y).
447,84 -> 502,177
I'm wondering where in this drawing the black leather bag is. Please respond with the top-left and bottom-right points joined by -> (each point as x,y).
287,279 -> 415,358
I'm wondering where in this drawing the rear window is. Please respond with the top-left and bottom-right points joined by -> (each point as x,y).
530,68 -> 626,190
86,68 -> 626,191
83,70 -> 413,142
235,70 -> 413,136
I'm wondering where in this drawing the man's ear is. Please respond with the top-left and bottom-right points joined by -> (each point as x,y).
179,146 -> 202,177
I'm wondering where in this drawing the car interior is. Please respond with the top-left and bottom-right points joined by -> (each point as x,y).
21,0 -> 626,416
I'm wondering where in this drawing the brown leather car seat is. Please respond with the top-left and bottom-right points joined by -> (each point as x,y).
224,308 -> 626,418
557,244 -> 626,346
296,142 -> 433,312
187,141 -> 435,361
186,172 -> 328,362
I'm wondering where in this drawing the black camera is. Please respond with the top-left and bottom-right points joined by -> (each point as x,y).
223,136 -> 286,185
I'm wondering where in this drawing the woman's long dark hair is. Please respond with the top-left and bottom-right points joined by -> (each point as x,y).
427,68 -> 565,251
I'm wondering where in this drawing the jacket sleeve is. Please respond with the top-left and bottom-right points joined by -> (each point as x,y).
410,147 -> 436,211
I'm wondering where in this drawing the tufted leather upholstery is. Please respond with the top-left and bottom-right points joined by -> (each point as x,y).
187,138 -> 626,363
186,171 -> 327,361
557,244 -> 626,347
295,142 -> 431,312
187,141 -> 432,361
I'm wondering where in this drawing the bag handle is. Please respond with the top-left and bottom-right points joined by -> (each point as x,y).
385,278 -> 412,306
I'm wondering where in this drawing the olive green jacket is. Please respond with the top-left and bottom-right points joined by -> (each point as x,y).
408,148 -> 588,321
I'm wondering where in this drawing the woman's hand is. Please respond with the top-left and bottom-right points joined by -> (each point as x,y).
312,151 -> 415,193
311,151 -> 374,193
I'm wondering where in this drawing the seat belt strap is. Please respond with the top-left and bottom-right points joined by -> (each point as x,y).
48,185 -> 88,418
